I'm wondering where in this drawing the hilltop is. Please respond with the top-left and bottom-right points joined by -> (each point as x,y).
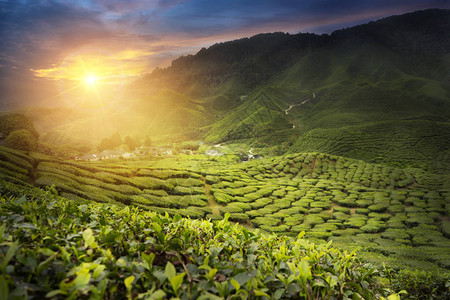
5,9 -> 447,171
1,7 -> 450,300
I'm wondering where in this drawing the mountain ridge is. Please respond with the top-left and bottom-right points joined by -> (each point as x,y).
3,8 -> 449,169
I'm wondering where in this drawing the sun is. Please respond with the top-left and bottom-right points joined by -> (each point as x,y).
84,74 -> 98,86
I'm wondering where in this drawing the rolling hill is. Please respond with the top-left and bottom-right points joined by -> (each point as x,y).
9,8 -> 446,170
1,9 -> 450,298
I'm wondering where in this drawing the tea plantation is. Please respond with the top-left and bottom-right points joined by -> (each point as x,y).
1,145 -> 449,298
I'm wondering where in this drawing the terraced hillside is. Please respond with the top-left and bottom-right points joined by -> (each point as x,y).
288,120 -> 450,171
1,146 -> 449,273
13,10 -> 449,160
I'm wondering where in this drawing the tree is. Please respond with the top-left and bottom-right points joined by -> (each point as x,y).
124,136 -> 137,151
0,113 -> 39,139
97,137 -> 112,152
97,132 -> 123,152
110,132 -> 123,149
4,129 -> 37,151
144,136 -> 152,147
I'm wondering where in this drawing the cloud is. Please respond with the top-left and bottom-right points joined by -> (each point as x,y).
0,0 -> 449,109
153,0 -> 450,36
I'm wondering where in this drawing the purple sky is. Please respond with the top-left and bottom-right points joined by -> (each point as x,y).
0,0 -> 448,109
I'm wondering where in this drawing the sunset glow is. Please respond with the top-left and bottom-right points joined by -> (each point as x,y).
84,74 -> 98,86
1,0 -> 448,110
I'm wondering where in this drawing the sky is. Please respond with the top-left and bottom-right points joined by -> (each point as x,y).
0,0 -> 449,110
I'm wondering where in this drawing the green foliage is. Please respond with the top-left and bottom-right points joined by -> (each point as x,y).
441,220 -> 450,238
4,129 -> 37,151
0,113 -> 38,139
0,145 -> 449,297
390,269 -> 450,299
175,141 -> 200,151
0,190 -> 386,299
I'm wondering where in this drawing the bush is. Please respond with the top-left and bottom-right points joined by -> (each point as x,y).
381,229 -> 410,240
344,216 -> 367,228
368,213 -> 391,221
291,223 -> 311,232
310,201 -> 331,209
284,214 -> 304,226
405,214 -> 434,226
367,203 -> 389,212
387,217 -> 405,229
304,214 -> 325,225
331,228 -> 361,236
307,231 -> 332,239
312,223 -> 339,232
361,219 -> 386,233
387,205 -> 404,214
441,220 -> 450,238
355,199 -> 373,207
214,192 -> 233,204
205,175 -> 219,184
249,197 -> 272,209
335,197 -> 357,207
391,269 -> 450,299
173,186 -> 204,195
263,224 -> 290,233
334,206 -> 350,213
251,216 -> 279,227
228,212 -> 250,222
355,208 -> 370,215
332,211 -> 351,221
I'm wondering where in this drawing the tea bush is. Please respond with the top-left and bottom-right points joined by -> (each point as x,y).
0,187 -> 389,299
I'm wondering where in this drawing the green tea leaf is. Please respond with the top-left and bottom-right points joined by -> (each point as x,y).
142,253 -> 155,271
74,269 -> 91,289
298,260 -> 311,281
170,273 -> 185,293
124,275 -> 135,291
82,228 -> 97,249
0,275 -> 8,300
152,222 -> 162,234
165,262 -> 176,281
14,222 -> 37,230
45,289 -> 67,298
0,224 -> 6,241
148,289 -> 166,300
39,248 -> 55,257
197,292 -> 223,300
233,272 -> 251,286
2,241 -> 18,270
274,288 -> 285,300
116,258 -> 127,267
36,252 -> 58,275
230,278 -> 240,291
93,264 -> 106,279
254,289 -> 270,297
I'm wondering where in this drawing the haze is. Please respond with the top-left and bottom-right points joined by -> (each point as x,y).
1,0 -> 449,110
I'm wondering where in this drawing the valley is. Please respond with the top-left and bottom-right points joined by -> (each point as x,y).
0,8 -> 449,299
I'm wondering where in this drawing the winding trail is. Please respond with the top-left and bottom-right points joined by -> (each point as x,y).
29,159 -> 39,185
202,176 -> 221,216
284,91 -> 316,115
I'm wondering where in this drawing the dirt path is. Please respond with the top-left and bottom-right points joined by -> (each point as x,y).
202,177 -> 221,215
29,159 -> 39,185
307,154 -> 319,178
284,91 -> 315,115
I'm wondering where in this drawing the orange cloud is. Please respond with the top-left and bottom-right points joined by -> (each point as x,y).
30,48 -> 155,85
